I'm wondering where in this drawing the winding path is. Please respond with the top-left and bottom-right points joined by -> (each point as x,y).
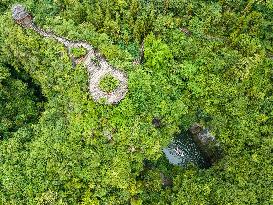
12,4 -> 128,104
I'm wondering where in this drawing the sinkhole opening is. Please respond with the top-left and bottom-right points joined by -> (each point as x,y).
163,132 -> 212,169
0,64 -> 47,138
140,124 -> 223,188
163,124 -> 223,169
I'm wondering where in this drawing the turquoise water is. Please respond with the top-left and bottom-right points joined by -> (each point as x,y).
163,134 -> 210,168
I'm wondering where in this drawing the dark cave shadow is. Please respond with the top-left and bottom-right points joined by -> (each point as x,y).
0,64 -> 47,138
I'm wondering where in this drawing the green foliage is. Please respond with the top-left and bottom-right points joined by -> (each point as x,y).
0,0 -> 273,204
99,74 -> 120,93
144,33 -> 173,70
0,64 -> 44,138
70,46 -> 87,58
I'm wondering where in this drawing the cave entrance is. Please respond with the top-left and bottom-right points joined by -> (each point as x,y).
163,132 -> 211,169
163,124 -> 222,169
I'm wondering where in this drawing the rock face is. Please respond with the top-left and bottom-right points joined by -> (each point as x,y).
189,123 -> 222,164
152,117 -> 161,128
12,5 -> 33,27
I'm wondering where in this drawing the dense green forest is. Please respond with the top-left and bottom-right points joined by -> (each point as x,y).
0,0 -> 273,204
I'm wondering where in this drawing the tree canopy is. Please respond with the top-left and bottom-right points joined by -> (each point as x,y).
0,0 -> 272,204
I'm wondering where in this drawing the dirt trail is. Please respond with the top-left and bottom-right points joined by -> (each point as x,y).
12,4 -> 128,104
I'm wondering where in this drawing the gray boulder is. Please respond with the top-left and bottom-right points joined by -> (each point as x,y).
12,4 -> 33,27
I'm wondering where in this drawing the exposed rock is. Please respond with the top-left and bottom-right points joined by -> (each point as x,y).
128,146 -> 136,153
133,40 -> 145,65
103,130 -> 113,141
189,123 -> 222,164
152,117 -> 161,128
189,123 -> 203,135
12,4 -> 33,27
190,123 -> 216,144
180,27 -> 192,36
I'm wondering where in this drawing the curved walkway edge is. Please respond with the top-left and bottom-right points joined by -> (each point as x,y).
12,4 -> 128,104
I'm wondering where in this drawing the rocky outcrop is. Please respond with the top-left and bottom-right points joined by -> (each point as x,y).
189,123 -> 222,164
12,4 -> 33,27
